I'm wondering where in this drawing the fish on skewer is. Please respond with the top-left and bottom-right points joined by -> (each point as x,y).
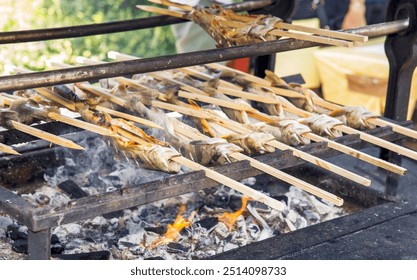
0,97 -> 84,151
139,0 -> 367,48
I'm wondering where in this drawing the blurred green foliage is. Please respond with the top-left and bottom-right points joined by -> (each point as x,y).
0,0 -> 176,71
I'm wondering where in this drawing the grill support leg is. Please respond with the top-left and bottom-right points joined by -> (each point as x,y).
383,0 -> 417,198
28,228 -> 51,260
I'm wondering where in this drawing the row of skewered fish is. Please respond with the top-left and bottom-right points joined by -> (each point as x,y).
1,53 -> 416,211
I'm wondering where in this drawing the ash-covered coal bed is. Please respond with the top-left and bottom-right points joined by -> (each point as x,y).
0,136 -> 347,260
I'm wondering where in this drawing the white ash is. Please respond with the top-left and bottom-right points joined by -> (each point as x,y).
2,184 -> 345,260
42,136 -> 180,198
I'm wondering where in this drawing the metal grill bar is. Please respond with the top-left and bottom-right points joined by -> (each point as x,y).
0,20 -> 409,92
0,0 -> 274,45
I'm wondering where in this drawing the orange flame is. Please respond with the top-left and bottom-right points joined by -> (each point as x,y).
152,204 -> 195,247
218,196 -> 250,230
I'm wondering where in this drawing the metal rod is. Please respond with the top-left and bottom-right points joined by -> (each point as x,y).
0,0 -> 274,45
0,20 -> 408,92
28,228 -> 51,260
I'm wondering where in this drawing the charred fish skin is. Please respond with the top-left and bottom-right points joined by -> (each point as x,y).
52,85 -> 83,103
222,132 -> 275,155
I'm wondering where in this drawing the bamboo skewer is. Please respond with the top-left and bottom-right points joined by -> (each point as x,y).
75,83 -> 129,108
229,152 -> 343,206
275,22 -> 368,43
172,156 -> 285,211
0,143 -> 20,155
1,90 -> 118,138
306,133 -> 406,175
268,29 -> 353,47
148,0 -> 193,11
47,112 -> 115,137
178,90 -> 255,111
307,95 -> 417,141
34,88 -> 77,111
10,121 -> 84,150
96,106 -> 163,130
152,100 -> 371,187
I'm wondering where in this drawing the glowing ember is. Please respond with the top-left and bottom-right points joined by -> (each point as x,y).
218,196 -> 250,229
152,204 -> 195,247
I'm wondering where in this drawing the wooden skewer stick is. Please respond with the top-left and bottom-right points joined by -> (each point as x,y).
75,83 -> 129,108
265,140 -> 371,186
34,88 -> 76,111
178,90 -> 256,111
309,96 -> 417,141
0,143 -> 20,155
172,156 -> 285,211
10,121 -> 84,150
2,89 -> 117,138
171,117 -> 343,206
147,0 -> 193,11
149,0 -> 365,44
336,124 -> 417,161
136,5 -> 188,18
269,29 -> 353,47
47,112 -> 115,137
369,117 -> 417,140
230,152 -> 344,206
96,106 -> 163,130
306,133 -> 406,176
153,100 -> 371,187
275,22 -> 368,43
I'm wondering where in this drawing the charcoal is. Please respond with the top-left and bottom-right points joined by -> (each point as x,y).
58,180 -> 88,199
195,217 -> 218,230
166,242 -> 190,254
12,239 -> 28,254
272,195 -> 288,205
119,241 -> 137,248
51,244 -> 65,255
50,234 -> 60,245
229,195 -> 246,211
144,226 -> 166,235
249,200 -> 271,213
55,250 -> 110,260
6,225 -> 20,240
